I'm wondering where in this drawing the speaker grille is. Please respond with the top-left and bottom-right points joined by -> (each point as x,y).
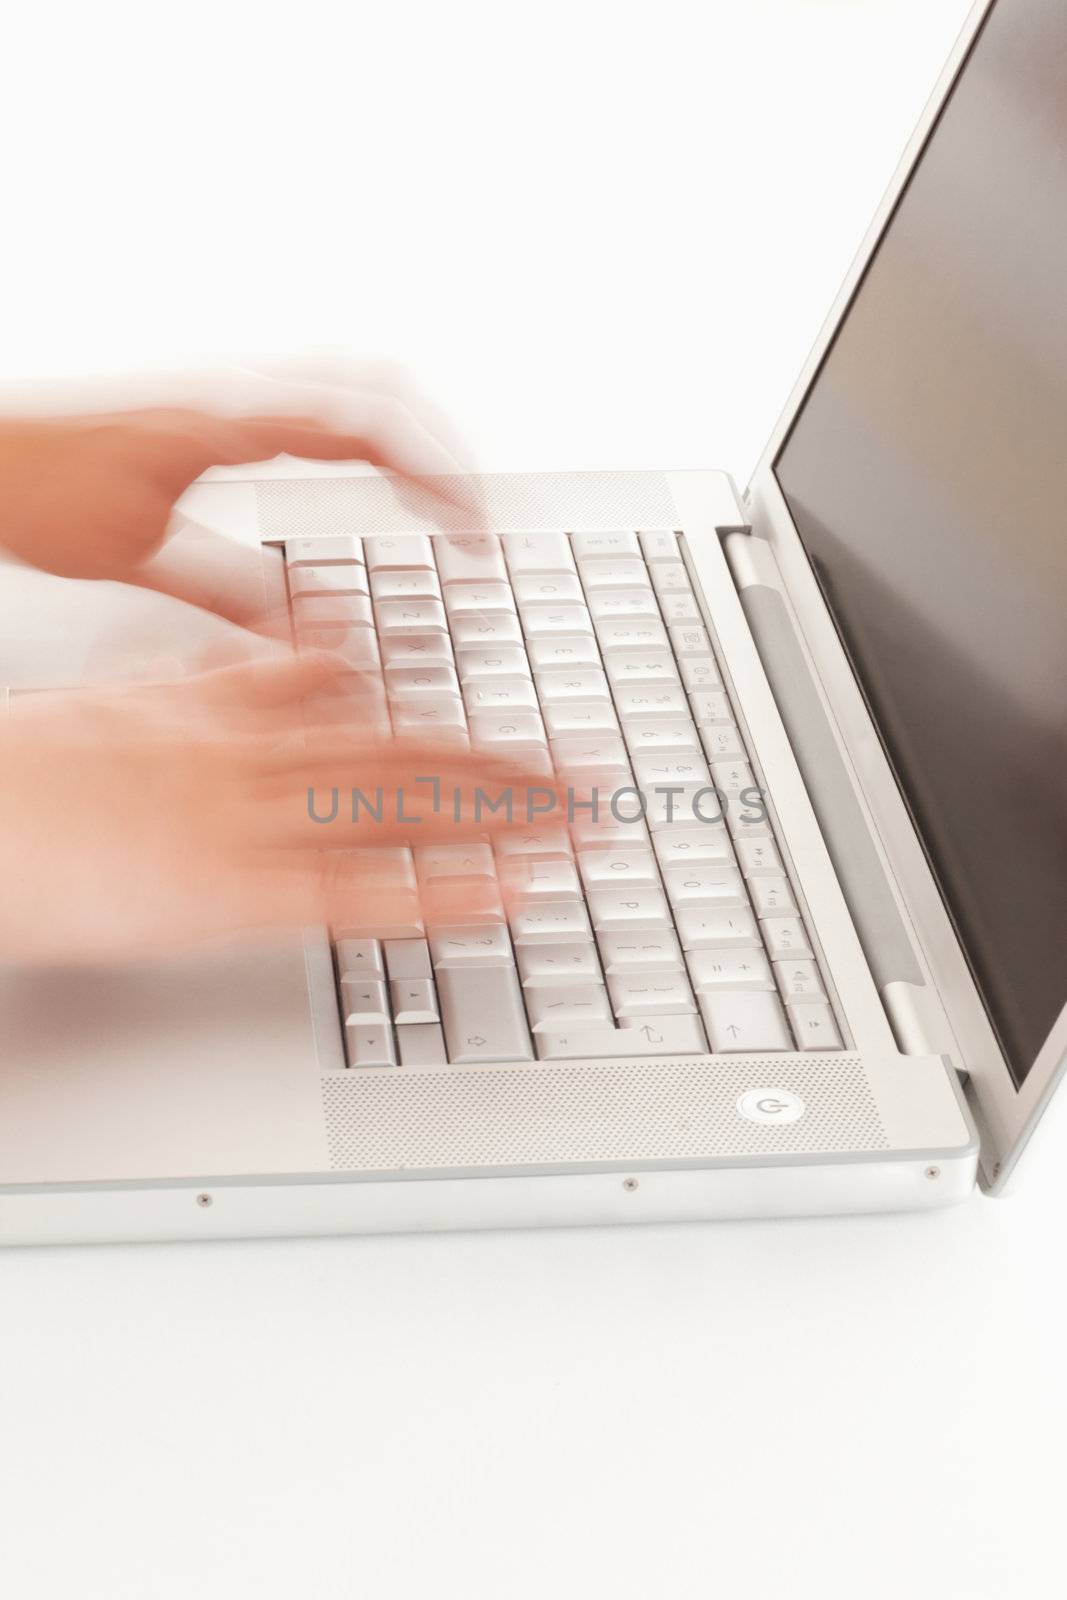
256,470 -> 680,538
321,1055 -> 886,1173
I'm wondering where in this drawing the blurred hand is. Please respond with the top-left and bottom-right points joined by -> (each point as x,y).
0,360 -> 482,626
0,655 -> 560,966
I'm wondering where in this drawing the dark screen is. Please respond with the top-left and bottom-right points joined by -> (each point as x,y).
775,0 -> 1067,1085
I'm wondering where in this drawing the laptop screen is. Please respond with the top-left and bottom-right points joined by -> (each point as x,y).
774,0 -> 1067,1087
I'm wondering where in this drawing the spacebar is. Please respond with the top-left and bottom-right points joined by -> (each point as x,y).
438,966 -> 533,1063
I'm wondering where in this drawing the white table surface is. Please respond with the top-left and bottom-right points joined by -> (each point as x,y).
5,4 -> 1064,1597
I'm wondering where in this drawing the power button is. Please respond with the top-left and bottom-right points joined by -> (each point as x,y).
737,1088 -> 806,1126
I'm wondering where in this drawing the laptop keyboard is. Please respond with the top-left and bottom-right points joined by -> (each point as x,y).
283,529 -> 843,1067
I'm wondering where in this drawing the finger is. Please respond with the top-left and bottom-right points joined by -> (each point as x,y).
193,650 -> 344,712
234,847 -> 505,934
136,392 -> 483,532
133,523 -> 290,631
252,757 -> 565,851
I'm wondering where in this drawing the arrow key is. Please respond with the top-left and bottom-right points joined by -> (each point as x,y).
788,1002 -> 843,1051
698,990 -> 792,1052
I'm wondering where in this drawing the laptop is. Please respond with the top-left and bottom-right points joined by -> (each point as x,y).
0,0 -> 1063,1246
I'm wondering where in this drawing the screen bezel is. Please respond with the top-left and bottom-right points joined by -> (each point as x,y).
744,0 -> 1067,1187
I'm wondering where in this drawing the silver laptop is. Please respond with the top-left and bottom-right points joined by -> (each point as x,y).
1,0 -> 1063,1245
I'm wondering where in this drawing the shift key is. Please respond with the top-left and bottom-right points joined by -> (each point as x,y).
438,966 -> 533,1063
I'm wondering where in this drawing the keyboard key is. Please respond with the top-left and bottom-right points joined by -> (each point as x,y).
618,1014 -> 707,1051
543,701 -> 619,739
289,564 -> 369,599
501,532 -> 577,575
369,568 -> 442,602
334,939 -> 384,981
385,664 -> 461,699
512,572 -> 584,607
633,753 -> 712,789
761,917 -> 814,961
396,1023 -> 448,1067
711,759 -> 758,805
434,534 -> 508,585
429,924 -> 514,967
390,978 -> 440,1025
339,845 -> 416,891
749,876 -> 798,917
383,939 -> 433,980
380,633 -> 455,668
528,985 -> 613,1032
450,613 -> 525,649
588,590 -> 661,621
700,724 -> 745,762
464,679 -> 540,712
774,959 -> 828,1005
287,536 -> 364,566
687,949 -> 776,991
343,1023 -> 398,1068
623,720 -> 700,754
675,906 -> 761,950
296,625 -> 382,672
415,843 -> 496,882
649,561 -> 690,594
680,656 -> 721,694
469,710 -> 546,748
569,812 -> 650,851
613,683 -> 687,719
659,592 -> 702,625
392,697 -> 469,741
516,941 -> 601,986
293,594 -> 375,628
500,857 -> 581,901
534,1013 -> 705,1057
533,1024 -> 627,1059
527,636 -> 603,671
651,825 -> 734,869
536,668 -> 611,704
663,863 -> 747,907
735,838 -> 784,877
551,736 -> 630,776
642,786 -> 708,830
690,690 -> 731,722
608,972 -> 696,1017
698,990 -> 792,1052
522,605 -> 594,639
335,899 -> 425,941
789,1002 -> 843,1050
442,581 -> 516,616
511,900 -> 593,944
595,617 -> 669,653
579,559 -> 652,591
597,930 -> 684,973
606,652 -> 680,687
493,824 -> 573,858
438,965 -> 532,1062
578,848 -> 659,887
365,534 -> 434,570
669,624 -> 712,658
340,978 -> 390,1024
572,531 -> 640,560
638,531 -> 679,562
456,646 -> 531,682
376,598 -> 448,635
588,886 -> 671,931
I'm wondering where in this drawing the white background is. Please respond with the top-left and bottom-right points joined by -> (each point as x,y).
4,3 -> 1065,1597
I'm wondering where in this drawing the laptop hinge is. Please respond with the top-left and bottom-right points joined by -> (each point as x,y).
721,530 -> 964,1070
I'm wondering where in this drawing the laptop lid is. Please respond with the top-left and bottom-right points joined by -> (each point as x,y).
745,0 -> 1067,1188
